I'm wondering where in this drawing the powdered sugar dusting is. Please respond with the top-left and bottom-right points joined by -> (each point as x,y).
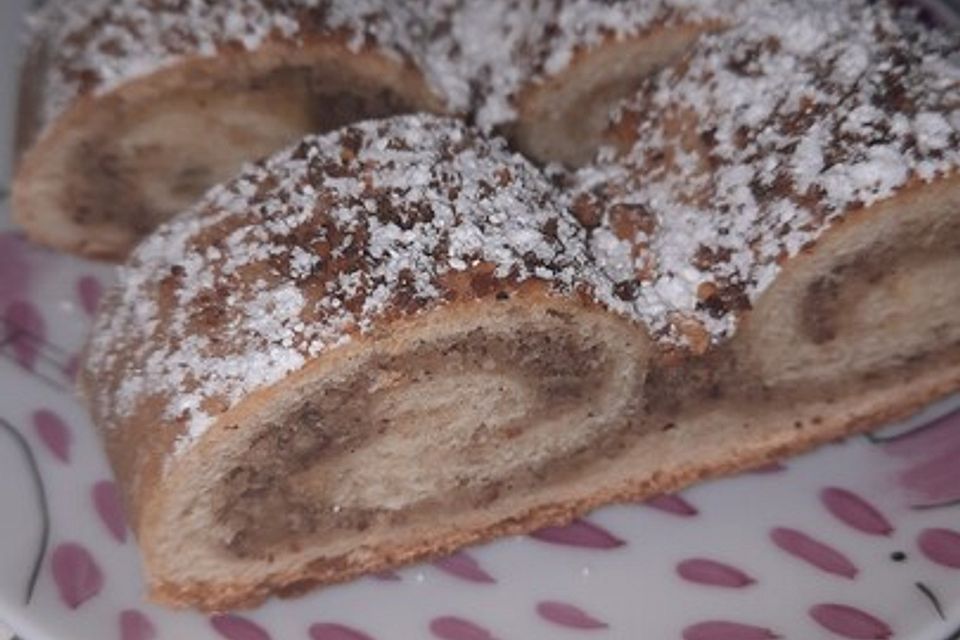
29,0 -> 425,129
83,115 -> 628,453
576,0 -> 960,344
29,0 -> 738,134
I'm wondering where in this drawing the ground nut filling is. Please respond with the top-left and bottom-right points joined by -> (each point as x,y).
214,323 -> 620,558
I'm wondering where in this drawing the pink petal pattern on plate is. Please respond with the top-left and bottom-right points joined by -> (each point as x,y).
33,409 -> 71,463
92,480 -> 127,543
530,519 -> 624,549
881,409 -> 960,508
120,609 -> 157,640
0,232 -> 32,306
4,299 -> 46,369
683,621 -> 778,640
770,528 -> 857,579
809,604 -> 892,639
536,601 -> 608,629
309,622 -> 375,640
76,276 -> 103,316
433,551 -> 495,584
820,487 -> 893,536
210,614 -> 272,640
429,616 -> 497,640
677,558 -> 755,588
50,542 -> 103,609
879,408 -> 960,455
645,494 -> 698,516
917,527 -> 960,568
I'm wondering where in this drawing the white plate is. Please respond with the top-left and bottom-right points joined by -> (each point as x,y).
2,2 -> 960,638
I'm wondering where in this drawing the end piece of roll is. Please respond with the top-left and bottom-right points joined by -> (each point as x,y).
13,1 -> 443,259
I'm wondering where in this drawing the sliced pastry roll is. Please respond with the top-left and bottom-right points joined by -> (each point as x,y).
80,115 -> 649,610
